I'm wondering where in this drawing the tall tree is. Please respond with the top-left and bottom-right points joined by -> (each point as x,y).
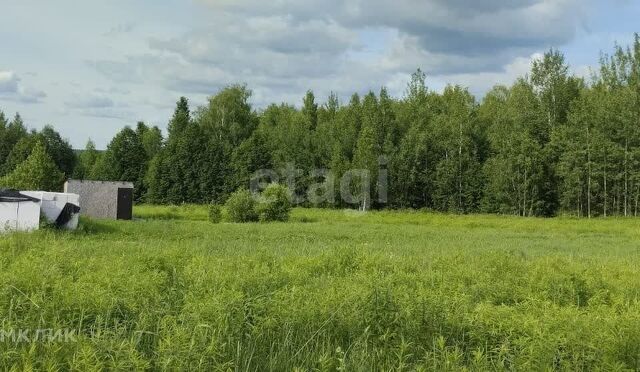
1,141 -> 64,191
530,50 -> 583,215
302,90 -> 318,130
352,118 -> 377,210
0,113 -> 28,173
229,131 -> 273,192
198,84 -> 257,147
39,125 -> 76,177
481,80 -> 546,216
2,135 -> 38,176
432,85 -> 483,213
147,98 -> 193,203
142,126 -> 163,159
92,126 -> 148,200
147,97 -> 214,204
73,140 -> 100,180
167,97 -> 190,137
379,87 -> 399,154
390,69 -> 436,209
531,49 -> 581,132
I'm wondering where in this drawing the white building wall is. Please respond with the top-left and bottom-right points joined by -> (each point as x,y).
22,191 -> 80,230
0,201 -> 40,233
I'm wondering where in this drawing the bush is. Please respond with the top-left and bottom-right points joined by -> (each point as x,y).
224,189 -> 258,223
257,184 -> 292,222
208,204 -> 222,224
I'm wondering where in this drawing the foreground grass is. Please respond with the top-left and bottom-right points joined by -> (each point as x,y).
1,207 -> 640,370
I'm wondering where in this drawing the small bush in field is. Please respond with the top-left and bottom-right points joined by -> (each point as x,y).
225,189 -> 258,222
257,184 -> 292,222
208,204 -> 222,223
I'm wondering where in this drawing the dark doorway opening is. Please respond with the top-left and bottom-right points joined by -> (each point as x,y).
117,188 -> 133,220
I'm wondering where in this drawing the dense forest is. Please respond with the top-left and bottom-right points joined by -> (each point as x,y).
1,36 -> 640,217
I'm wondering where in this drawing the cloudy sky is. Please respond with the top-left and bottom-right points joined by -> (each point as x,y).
1,0 -> 638,149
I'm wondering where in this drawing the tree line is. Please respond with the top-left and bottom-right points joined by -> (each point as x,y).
1,35 -> 639,217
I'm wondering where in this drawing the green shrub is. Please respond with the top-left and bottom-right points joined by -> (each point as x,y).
208,204 -> 223,224
225,189 -> 258,222
257,183 -> 292,222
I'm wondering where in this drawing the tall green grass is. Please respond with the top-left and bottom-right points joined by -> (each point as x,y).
1,207 -> 639,370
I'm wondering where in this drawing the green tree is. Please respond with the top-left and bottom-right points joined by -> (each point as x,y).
92,126 -> 148,200
135,121 -> 163,159
302,90 -> 318,130
167,97 -> 190,137
353,107 -> 378,210
1,125 -> 75,178
329,142 -> 350,207
229,131 -> 273,192
73,140 -> 100,179
531,49 -> 581,132
2,135 -> 38,175
197,131 -> 232,204
198,84 -> 257,147
1,141 -> 64,191
389,69 -> 437,209
147,98 -> 198,204
481,80 -> 546,216
584,35 -> 640,216
390,124 -> 433,209
432,85 -> 484,213
141,126 -> 163,159
530,50 -> 583,215
39,125 -> 76,177
0,113 -> 28,174
379,87 -> 399,154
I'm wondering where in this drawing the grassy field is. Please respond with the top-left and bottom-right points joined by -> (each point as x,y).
1,206 -> 640,370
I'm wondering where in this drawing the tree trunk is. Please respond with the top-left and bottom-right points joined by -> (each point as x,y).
604,151 -> 608,217
635,182 -> 639,216
458,119 -> 463,212
578,186 -> 582,218
587,126 -> 592,218
625,138 -> 629,217
522,167 -> 528,217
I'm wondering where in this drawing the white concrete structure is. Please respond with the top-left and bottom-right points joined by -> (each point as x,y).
0,191 -> 41,233
22,191 -> 81,230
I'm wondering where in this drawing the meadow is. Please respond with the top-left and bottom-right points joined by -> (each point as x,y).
1,206 -> 640,370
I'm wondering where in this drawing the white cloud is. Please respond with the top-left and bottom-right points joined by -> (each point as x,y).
7,0 -> 624,149
88,0 -> 595,109
0,71 -> 20,93
0,71 -> 46,104
196,0 -> 587,58
64,93 -> 133,119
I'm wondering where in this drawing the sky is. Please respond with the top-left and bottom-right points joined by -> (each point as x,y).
0,0 -> 638,149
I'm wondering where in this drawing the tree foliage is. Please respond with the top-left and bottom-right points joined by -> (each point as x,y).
92,126 -> 148,200
1,141 -> 64,191
3,35 -> 640,217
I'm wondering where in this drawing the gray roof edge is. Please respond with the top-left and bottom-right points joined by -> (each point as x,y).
65,179 -> 134,188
